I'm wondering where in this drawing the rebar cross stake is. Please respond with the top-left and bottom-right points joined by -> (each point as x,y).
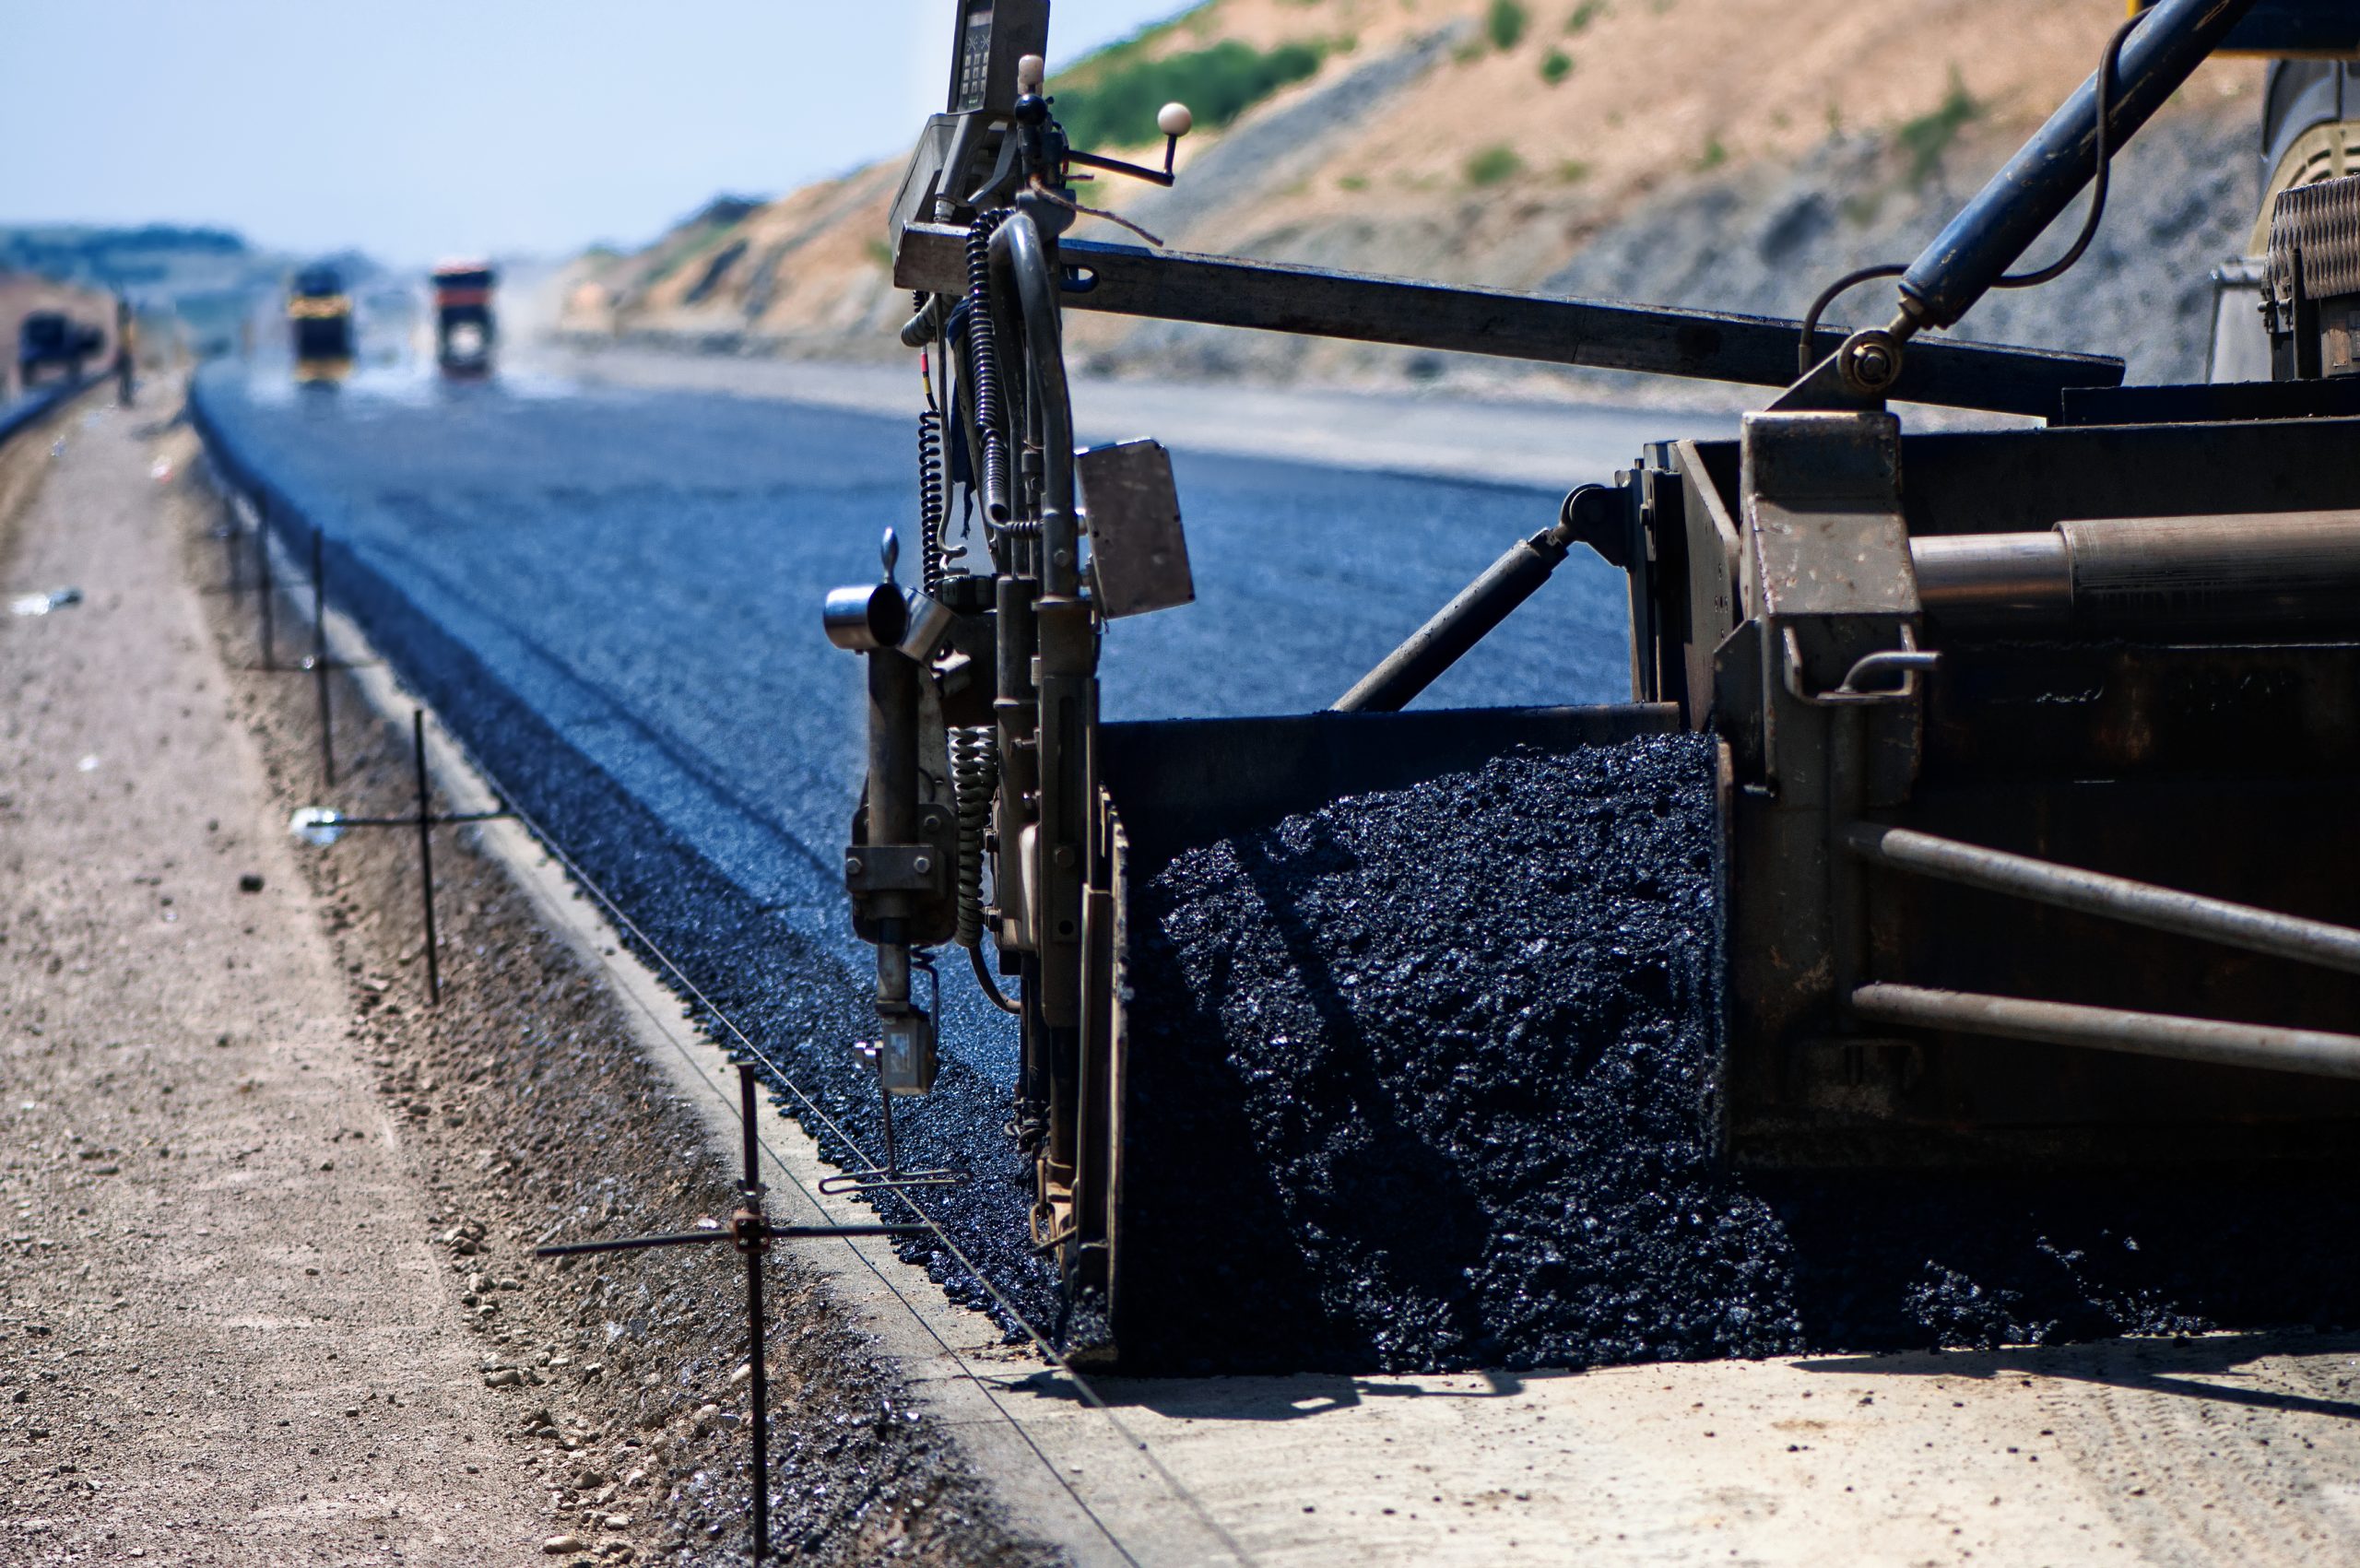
534,1061 -> 924,1562
296,709 -> 509,1005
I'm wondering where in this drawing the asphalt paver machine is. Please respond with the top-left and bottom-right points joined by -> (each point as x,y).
827,0 -> 2360,1352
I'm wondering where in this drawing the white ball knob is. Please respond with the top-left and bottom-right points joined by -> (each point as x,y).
1157,101 -> 1194,138
1017,53 -> 1045,94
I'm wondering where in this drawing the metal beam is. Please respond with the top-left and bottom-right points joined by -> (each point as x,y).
1845,822 -> 2360,976
1853,983 -> 2360,1080
894,223 -> 2122,418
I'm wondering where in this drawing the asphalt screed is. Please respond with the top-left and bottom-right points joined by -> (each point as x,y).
1119,736 -> 2360,1375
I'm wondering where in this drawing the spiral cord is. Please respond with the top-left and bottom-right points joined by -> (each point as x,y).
964,210 -> 1012,525
950,724 -> 999,950
916,407 -> 948,592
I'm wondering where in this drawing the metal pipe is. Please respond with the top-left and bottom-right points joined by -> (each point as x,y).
1908,532 -> 2070,620
2059,509 -> 2360,626
1898,0 -> 2259,331
867,649 -> 920,1011
988,212 -> 1078,596
1852,983 -> 2360,1080
1913,510 -> 2360,627
1845,822 -> 2360,976
1334,525 -> 1573,713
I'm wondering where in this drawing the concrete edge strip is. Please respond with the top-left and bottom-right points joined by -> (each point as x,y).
0,371 -> 115,451
195,466 -> 1233,1568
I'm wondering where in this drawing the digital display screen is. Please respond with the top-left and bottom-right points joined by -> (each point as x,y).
954,4 -> 996,112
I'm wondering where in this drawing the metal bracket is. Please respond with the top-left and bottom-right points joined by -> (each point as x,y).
1780,624 -> 1938,707
1078,439 -> 1194,619
844,842 -> 950,895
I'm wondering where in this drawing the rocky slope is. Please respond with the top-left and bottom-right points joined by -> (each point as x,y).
560,0 -> 2271,398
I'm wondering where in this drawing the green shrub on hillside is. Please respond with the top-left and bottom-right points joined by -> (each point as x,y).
1540,48 -> 1572,84
1054,39 -> 1323,149
1466,144 -> 1525,186
1896,66 -> 1981,184
1488,0 -> 1530,50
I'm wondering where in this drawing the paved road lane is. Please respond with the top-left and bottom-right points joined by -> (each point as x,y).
191,360 -> 1667,1332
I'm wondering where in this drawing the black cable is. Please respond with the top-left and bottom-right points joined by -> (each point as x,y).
1997,8 -> 2143,290
970,942 -> 1022,1015
1798,263 -> 1909,374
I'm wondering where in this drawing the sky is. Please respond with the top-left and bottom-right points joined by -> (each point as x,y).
0,1 -> 1188,265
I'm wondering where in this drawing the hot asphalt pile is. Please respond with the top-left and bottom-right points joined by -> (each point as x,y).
1120,736 -> 2360,1375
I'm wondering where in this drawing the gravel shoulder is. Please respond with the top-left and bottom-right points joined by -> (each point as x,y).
0,383 -> 1059,1567
0,389 -> 547,1562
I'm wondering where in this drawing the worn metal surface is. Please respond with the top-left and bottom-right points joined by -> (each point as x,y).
1914,509 -> 2360,631
1077,439 -> 1193,619
2269,170 -> 2360,304
1853,984 -> 2360,1080
1634,402 -> 2360,1164
893,223 -> 2123,417
1845,822 -> 2360,977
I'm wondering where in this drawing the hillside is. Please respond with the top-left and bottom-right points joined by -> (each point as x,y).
558,0 -> 2269,398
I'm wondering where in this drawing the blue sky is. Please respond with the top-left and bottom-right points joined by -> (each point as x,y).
0,2 -> 1187,263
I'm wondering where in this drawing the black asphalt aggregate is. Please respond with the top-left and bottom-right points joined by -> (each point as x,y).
187,363 -> 1632,1341
1129,739 -> 2360,1373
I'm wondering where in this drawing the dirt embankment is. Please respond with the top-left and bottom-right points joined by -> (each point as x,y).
557,0 -> 2264,396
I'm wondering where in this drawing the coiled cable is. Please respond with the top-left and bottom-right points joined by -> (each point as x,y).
916,408 -> 947,593
964,211 -> 1012,525
950,724 -> 1001,954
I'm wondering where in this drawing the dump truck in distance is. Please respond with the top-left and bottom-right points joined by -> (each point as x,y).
17,311 -> 104,390
430,260 -> 496,377
287,262 -> 354,383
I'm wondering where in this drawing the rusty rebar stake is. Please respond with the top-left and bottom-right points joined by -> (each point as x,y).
533,1061 -> 923,1561
311,527 -> 334,788
256,514 -> 276,669
301,709 -> 510,1004
413,709 -> 439,1004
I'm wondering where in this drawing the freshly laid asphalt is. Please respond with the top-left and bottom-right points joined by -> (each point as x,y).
189,361 -> 1642,1343
188,364 -> 2360,1374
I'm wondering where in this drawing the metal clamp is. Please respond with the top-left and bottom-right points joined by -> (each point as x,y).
844,843 -> 948,895
1780,623 -> 1938,707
